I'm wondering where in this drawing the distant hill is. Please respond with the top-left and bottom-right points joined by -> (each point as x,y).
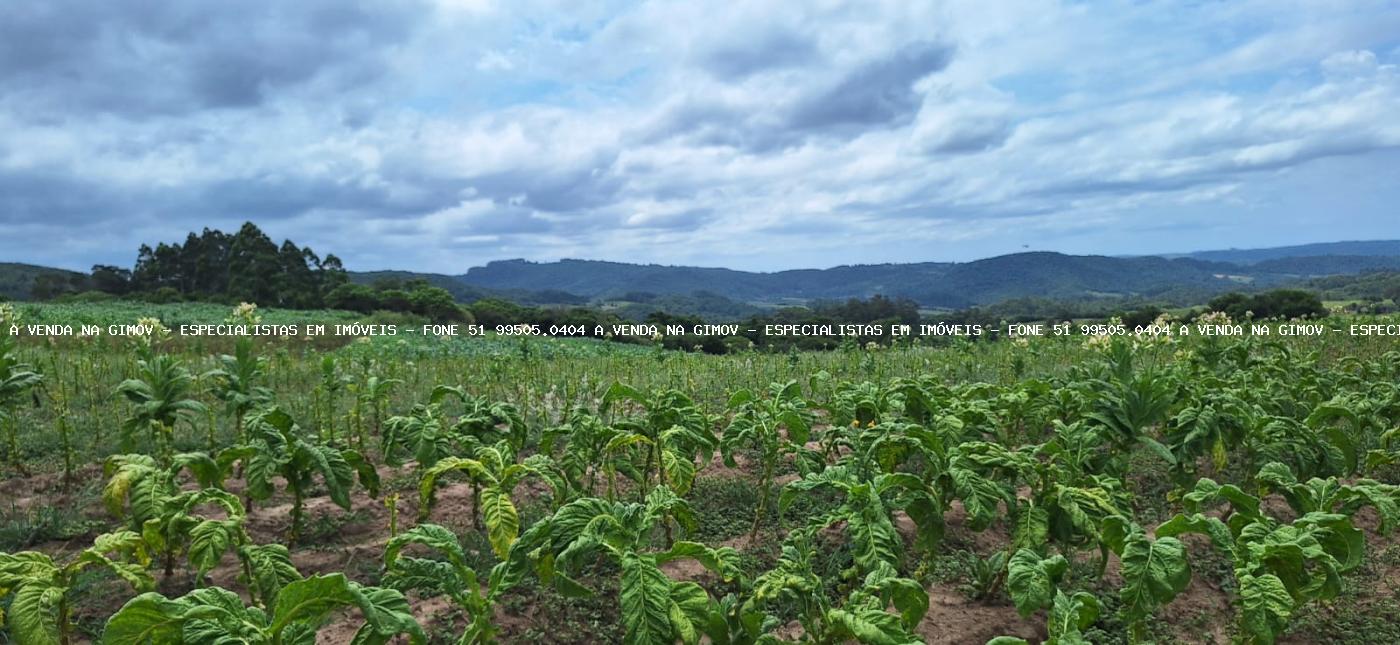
1176,240 -> 1400,264
8,239 -> 1400,311
454,244 -> 1400,308
348,270 -> 589,306
457,253 -> 1272,308
459,259 -> 955,302
0,263 -> 88,301
1248,255 -> 1400,275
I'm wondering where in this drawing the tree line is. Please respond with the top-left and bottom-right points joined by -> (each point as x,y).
89,222 -> 348,308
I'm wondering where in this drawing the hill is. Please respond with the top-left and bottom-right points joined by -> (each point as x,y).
8,239 -> 1400,311
457,253 -> 1273,308
1177,240 -> 1400,264
0,263 -> 89,301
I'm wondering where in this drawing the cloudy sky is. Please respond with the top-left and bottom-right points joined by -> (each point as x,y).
3,0 -> 1399,273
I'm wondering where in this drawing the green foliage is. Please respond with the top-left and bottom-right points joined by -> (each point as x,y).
418,441 -> 557,558
0,532 -> 153,645
115,353 -> 207,461
101,573 -> 423,645
513,491 -> 740,645
235,407 -> 379,541
382,523 -> 524,644
721,380 -> 818,540
1155,465 -> 1389,644
0,333 -> 43,470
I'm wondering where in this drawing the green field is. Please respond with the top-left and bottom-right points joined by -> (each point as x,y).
1,301 -> 1398,644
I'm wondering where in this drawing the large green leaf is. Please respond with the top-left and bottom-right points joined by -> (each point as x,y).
1006,549 -> 1067,617
668,581 -> 713,645
1046,590 -> 1099,645
950,467 -> 1006,531
1154,513 -> 1236,558
346,584 -> 425,645
620,553 -> 674,645
100,593 -> 196,645
826,607 -> 921,645
9,583 -> 63,645
480,487 -> 520,559
418,456 -> 491,520
238,544 -> 300,608
1116,524 -> 1190,624
1238,573 -> 1293,644
268,574 -> 360,637
187,519 -> 239,576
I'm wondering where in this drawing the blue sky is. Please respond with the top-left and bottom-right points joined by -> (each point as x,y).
2,0 -> 1398,273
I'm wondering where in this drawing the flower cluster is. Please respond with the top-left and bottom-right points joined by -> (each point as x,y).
1197,310 -> 1232,326
228,302 -> 262,326
1133,312 -> 1177,348
137,316 -> 172,346
0,302 -> 18,330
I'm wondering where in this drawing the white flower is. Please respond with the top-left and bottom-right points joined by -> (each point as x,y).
228,302 -> 262,326
137,317 -> 171,343
1198,311 -> 1232,326
0,302 -> 18,329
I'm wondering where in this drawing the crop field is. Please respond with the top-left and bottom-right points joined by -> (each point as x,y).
1,302 -> 1398,644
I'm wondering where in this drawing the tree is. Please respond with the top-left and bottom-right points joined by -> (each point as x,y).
324,283 -> 381,313
90,265 -> 133,295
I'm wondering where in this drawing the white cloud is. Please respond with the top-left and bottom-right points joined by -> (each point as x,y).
2,0 -> 1398,272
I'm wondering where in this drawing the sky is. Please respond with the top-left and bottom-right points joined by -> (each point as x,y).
2,0 -> 1399,274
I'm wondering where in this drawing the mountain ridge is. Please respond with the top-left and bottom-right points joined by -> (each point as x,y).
6,239 -> 1399,308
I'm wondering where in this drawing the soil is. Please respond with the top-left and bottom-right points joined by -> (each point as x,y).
6,444 -> 1399,645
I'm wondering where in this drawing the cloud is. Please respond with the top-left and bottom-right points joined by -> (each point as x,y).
698,29 -> 821,80
0,0 -> 425,118
1,0 -> 1398,273
787,41 -> 953,132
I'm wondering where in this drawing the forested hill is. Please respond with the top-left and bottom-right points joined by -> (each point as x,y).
6,236 -> 1400,310
0,263 -> 88,301
1176,240 -> 1400,264
456,251 -> 1399,308
458,259 -> 955,302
